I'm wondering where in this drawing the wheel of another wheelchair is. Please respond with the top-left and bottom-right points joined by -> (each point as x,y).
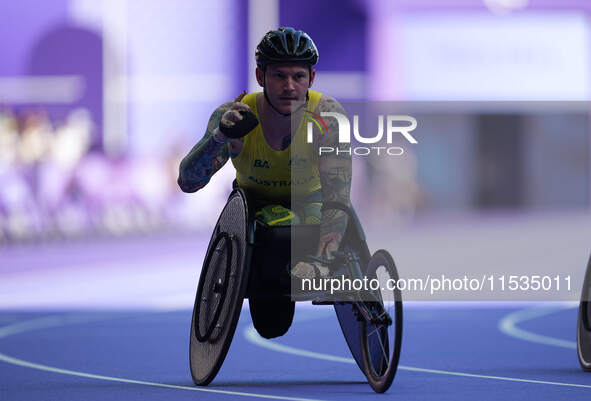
189,190 -> 251,386
360,249 -> 403,393
578,255 -> 591,372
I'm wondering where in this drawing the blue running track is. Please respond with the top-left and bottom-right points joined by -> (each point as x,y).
0,304 -> 589,401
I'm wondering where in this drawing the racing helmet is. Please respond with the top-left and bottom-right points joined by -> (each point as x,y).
255,27 -> 319,67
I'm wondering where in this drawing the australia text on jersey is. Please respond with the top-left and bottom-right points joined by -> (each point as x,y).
247,175 -> 316,187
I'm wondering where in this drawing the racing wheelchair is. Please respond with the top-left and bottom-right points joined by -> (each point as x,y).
578,254 -> 591,371
189,187 -> 403,393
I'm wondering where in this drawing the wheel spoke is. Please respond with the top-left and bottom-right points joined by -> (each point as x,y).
371,327 -> 389,374
368,325 -> 382,338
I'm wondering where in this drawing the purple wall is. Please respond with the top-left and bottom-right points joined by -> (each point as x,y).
280,0 -> 367,72
0,1 -> 103,149
0,0 -> 70,76
28,25 -> 103,148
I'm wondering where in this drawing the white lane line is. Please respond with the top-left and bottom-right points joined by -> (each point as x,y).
0,353 -> 325,401
0,313 -> 325,401
396,366 -> 591,389
498,305 -> 578,349
244,311 -> 591,390
245,326 -> 354,365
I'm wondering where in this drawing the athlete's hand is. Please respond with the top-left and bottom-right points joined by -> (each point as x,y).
291,261 -> 329,279
317,232 -> 341,261
217,91 -> 253,140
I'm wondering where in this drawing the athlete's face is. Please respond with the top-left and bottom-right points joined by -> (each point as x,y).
257,64 -> 315,114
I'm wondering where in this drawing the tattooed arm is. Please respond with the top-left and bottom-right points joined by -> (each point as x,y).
314,95 -> 352,259
178,93 -> 247,193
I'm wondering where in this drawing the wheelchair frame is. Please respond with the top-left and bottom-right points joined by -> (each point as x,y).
189,187 -> 403,392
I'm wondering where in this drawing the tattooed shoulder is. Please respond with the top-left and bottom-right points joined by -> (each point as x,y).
317,95 -> 346,114
314,95 -> 348,150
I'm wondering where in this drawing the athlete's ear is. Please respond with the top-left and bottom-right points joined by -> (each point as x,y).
255,67 -> 265,87
308,68 -> 316,88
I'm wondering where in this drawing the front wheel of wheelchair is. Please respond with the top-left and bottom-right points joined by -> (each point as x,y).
359,249 -> 403,393
578,254 -> 591,372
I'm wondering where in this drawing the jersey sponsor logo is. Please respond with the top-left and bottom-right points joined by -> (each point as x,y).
289,156 -> 308,170
253,159 -> 270,168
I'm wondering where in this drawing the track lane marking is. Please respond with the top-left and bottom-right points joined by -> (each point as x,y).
0,313 -> 326,401
498,304 -> 577,349
244,308 -> 591,390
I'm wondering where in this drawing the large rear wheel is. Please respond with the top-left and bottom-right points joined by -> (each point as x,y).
189,190 -> 251,385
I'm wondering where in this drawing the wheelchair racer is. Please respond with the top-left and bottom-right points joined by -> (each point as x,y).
178,27 -> 351,280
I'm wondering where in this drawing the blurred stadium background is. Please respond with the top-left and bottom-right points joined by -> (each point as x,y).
1,0 -> 591,305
